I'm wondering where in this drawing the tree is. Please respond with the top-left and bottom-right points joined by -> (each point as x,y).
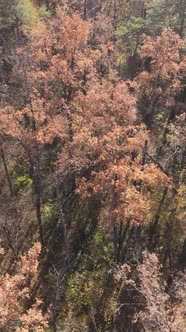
136,28 -> 183,127
0,6 -> 97,247
135,251 -> 186,331
0,6 -> 171,259
0,3 -> 184,330
0,242 -> 49,331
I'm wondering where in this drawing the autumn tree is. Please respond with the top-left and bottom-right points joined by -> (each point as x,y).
0,3 -> 185,331
0,5 -> 172,263
0,242 -> 49,331
30,8 -> 171,261
135,28 -> 186,260
135,251 -> 186,331
136,28 -> 184,128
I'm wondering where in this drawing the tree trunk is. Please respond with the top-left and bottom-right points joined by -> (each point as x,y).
0,143 -> 14,198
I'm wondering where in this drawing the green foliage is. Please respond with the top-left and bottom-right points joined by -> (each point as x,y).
13,174 -> 32,192
15,0 -> 40,31
38,4 -> 51,18
42,201 -> 57,225
66,267 -> 115,330
0,0 -> 49,38
91,225 -> 114,268
145,0 -> 185,36
68,271 -> 92,310
116,0 -> 185,70
116,16 -> 145,54
65,225 -> 115,326
155,113 -> 164,121
12,164 -> 32,192
165,132 -> 174,142
145,0 -> 169,35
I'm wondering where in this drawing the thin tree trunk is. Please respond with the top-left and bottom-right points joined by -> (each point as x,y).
1,225 -> 17,259
56,178 -> 70,266
19,140 -> 45,247
51,268 -> 65,332
32,169 -> 45,247
116,220 -> 130,263
148,187 -> 168,250
0,144 -> 14,198
35,193 -> 45,247
155,108 -> 175,159
110,172 -> 122,261
83,0 -> 87,19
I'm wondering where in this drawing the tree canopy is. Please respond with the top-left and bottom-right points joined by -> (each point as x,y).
0,0 -> 185,331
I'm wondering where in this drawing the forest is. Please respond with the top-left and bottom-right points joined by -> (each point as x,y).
0,0 -> 185,331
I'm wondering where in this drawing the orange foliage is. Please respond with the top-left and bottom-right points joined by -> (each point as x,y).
0,242 -> 49,331
136,28 -> 184,111
0,7 -> 171,231
135,251 -> 186,331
